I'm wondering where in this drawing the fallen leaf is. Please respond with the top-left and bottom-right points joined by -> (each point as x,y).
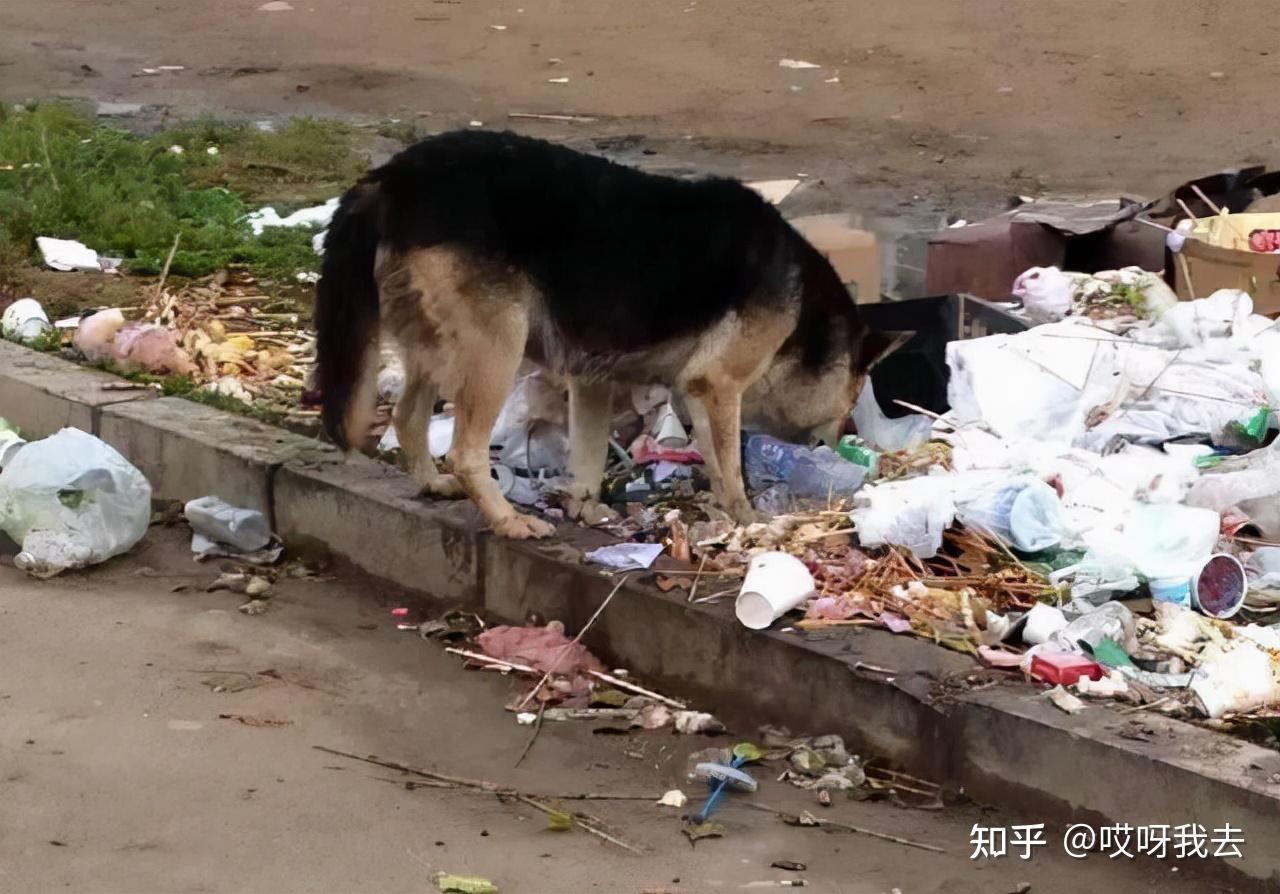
655,575 -> 692,593
732,742 -> 765,763
682,819 -> 726,843
590,688 -> 630,707
771,860 -> 807,872
435,874 -> 498,894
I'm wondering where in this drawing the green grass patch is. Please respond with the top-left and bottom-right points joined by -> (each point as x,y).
0,103 -> 367,282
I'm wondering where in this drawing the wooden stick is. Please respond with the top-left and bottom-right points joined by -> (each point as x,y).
513,702 -> 546,768
746,802 -> 945,853
445,647 -> 688,709
1133,217 -> 1176,234
312,746 -> 662,800
1190,184 -> 1225,216
794,618 -> 878,630
155,230 -> 182,300
515,795 -> 644,853
515,575 -> 630,710
686,552 -> 709,603
588,669 -> 687,709
509,112 -> 598,124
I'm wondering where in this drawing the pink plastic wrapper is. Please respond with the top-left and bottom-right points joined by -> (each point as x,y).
109,323 -> 196,375
478,624 -> 605,698
629,434 -> 703,466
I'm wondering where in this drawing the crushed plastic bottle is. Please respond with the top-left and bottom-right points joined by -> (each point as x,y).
0,428 -> 151,578
744,434 -> 868,509
183,496 -> 273,553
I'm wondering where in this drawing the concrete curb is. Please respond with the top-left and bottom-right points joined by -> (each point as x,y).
1,343 -> 1277,886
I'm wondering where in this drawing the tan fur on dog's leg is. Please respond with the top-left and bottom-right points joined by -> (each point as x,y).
394,374 -> 462,498
684,396 -> 724,505
564,377 -> 618,525
699,386 -> 756,523
448,316 -> 554,540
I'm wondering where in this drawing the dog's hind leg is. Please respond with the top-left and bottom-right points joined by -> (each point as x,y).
448,309 -> 555,540
394,373 -> 463,498
564,377 -> 619,525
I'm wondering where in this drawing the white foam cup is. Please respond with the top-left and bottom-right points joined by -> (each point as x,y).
735,551 -> 817,630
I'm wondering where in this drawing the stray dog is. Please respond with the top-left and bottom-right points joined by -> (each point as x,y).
315,130 -> 907,539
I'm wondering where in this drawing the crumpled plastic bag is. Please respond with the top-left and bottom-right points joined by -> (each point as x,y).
850,474 -> 958,559
490,368 -> 568,473
73,308 -> 126,361
1012,266 -> 1074,324
850,378 -> 932,452
110,323 -> 196,376
477,623 -> 604,697
0,428 -> 152,577
956,477 -> 1066,552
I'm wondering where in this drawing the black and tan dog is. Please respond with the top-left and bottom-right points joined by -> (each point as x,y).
315,130 -> 906,539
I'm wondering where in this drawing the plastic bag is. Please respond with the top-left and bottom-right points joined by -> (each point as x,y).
850,378 -> 932,453
849,475 -> 957,559
743,435 -> 867,502
0,428 -> 152,578
956,478 -> 1066,552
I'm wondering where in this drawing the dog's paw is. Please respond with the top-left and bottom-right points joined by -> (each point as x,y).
492,512 -> 556,540
418,473 -> 465,499
727,499 -> 765,526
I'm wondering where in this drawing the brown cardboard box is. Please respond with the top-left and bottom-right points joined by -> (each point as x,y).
790,213 -> 881,303
925,198 -> 1163,300
1176,213 -> 1280,314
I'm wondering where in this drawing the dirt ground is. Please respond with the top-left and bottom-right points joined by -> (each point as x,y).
0,526 -> 1231,893
4,0 -> 1280,295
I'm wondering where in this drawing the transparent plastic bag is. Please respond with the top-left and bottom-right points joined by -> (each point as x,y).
0,428 -> 151,577
956,478 -> 1066,552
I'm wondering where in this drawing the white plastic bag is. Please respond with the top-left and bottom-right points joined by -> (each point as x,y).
957,478 -> 1066,552
850,378 -> 932,452
0,428 -> 151,577
184,496 -> 272,552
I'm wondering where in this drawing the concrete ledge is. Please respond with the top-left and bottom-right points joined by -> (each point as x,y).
98,397 -> 338,516
274,453 -> 485,603
0,340 -> 154,438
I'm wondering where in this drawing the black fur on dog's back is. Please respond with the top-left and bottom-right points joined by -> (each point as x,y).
315,130 -> 872,444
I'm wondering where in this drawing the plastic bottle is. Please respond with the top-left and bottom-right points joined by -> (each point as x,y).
183,496 -> 273,552
743,434 -> 867,503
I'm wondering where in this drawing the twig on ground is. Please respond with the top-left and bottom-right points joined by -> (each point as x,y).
687,552 -> 709,603
515,795 -> 645,853
155,230 -> 182,300
514,702 -> 546,768
746,802 -> 945,853
314,745 -> 662,801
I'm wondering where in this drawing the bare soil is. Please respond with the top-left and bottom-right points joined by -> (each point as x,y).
4,0 -> 1279,293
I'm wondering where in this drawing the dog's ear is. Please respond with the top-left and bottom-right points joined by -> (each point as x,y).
854,329 -> 914,373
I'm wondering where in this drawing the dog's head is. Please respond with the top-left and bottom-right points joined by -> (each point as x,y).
743,326 -> 912,444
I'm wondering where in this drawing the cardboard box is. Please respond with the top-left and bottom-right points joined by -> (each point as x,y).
1176,212 -> 1280,314
925,198 -> 1164,300
790,213 -> 881,303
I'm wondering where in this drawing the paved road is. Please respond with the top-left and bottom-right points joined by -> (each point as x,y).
0,526 -> 1227,892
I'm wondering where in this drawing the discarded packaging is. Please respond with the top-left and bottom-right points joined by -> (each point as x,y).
72,308 -> 126,360
585,542 -> 663,571
1,298 -> 52,344
0,428 -> 151,578
0,419 -> 26,469
434,874 -> 498,894
36,237 -> 119,273
736,552 -> 817,630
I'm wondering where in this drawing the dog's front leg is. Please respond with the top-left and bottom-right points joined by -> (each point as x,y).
564,377 -> 619,525
688,385 -> 757,524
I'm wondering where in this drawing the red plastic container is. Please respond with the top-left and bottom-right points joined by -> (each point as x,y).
1030,652 -> 1104,687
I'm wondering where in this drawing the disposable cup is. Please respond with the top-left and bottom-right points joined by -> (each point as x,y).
1192,553 -> 1247,619
654,403 -> 689,448
735,552 -> 816,630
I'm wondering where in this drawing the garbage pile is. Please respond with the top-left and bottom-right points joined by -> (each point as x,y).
599,284 -> 1280,727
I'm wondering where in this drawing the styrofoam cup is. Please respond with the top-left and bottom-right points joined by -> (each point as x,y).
653,402 -> 689,449
1021,602 -> 1068,645
735,552 -> 816,630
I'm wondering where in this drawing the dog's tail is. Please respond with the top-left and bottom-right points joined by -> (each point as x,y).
315,181 -> 383,450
